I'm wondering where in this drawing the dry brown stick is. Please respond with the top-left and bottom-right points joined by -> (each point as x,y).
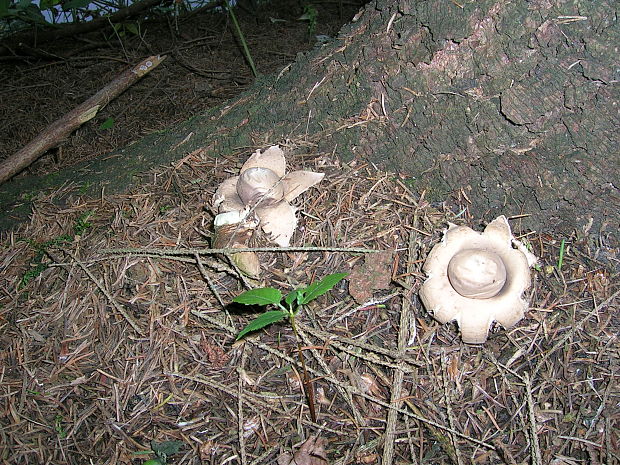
297,322 -> 421,370
0,55 -> 165,184
238,347 -> 248,465
382,233 -> 414,465
193,251 -> 226,308
296,325 -> 365,427
0,0 -> 165,56
58,247 -> 145,335
166,370 -> 343,435
103,245 -> 380,255
524,373 -> 543,465
441,352 -> 464,465
531,288 -> 620,379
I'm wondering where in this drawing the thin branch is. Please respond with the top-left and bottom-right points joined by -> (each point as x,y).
193,251 -> 226,308
57,247 -> 144,335
192,308 -> 496,451
296,325 -> 365,426
532,288 -> 620,379
382,232 -> 413,465
102,245 -> 381,256
524,372 -> 543,465
238,347 -> 248,465
1,0 -> 165,55
441,352 -> 463,465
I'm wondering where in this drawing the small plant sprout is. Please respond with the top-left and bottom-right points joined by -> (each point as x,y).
419,216 -> 537,344
557,238 -> 566,271
233,272 -> 348,421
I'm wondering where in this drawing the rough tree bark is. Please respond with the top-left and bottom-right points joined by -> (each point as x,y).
2,0 -> 618,250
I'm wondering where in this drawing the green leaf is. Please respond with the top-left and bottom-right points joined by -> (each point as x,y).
22,3 -> 47,23
99,117 -> 114,130
40,0 -> 60,10
300,272 -> 348,305
233,288 -> 282,306
151,440 -> 182,456
62,0 -> 90,9
0,0 -> 10,17
284,289 -> 301,307
125,22 -> 138,35
236,310 -> 287,340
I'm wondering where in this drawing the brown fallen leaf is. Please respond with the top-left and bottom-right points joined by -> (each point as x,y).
277,436 -> 329,465
348,251 -> 393,304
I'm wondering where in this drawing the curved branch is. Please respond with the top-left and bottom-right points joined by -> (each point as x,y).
0,0 -> 163,56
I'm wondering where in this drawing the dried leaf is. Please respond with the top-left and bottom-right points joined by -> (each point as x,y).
231,251 -> 261,278
347,251 -> 393,304
201,338 -> 230,368
277,436 -> 329,465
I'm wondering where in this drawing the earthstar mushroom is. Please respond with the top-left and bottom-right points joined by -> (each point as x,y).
212,146 -> 324,276
419,216 -> 537,344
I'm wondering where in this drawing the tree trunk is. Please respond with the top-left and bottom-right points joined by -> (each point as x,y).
2,0 -> 618,249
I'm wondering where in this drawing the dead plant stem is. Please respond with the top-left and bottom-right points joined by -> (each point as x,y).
296,325 -> 365,427
193,251 -> 226,308
289,314 -> 317,422
238,347 -> 248,465
441,352 -> 463,465
531,288 -> 620,379
102,246 -> 381,256
382,240 -> 413,465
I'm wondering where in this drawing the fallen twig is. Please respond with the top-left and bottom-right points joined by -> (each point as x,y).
58,247 -> 144,335
102,245 -> 381,255
0,55 -> 165,184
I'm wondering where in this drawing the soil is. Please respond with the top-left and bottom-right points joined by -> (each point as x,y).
0,0 -> 365,176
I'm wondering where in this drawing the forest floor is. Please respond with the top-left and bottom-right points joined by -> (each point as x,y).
0,2 -> 619,465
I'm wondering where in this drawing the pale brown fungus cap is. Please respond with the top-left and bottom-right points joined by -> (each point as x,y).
419,216 -> 536,344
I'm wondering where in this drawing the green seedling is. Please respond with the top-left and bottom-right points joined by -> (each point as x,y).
557,238 -> 566,272
20,235 -> 71,288
233,272 -> 348,421
299,4 -> 318,36
73,210 -> 93,236
134,440 -> 183,465
234,272 -> 348,339
19,211 -> 93,288
54,414 -> 67,438
99,117 -> 115,130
